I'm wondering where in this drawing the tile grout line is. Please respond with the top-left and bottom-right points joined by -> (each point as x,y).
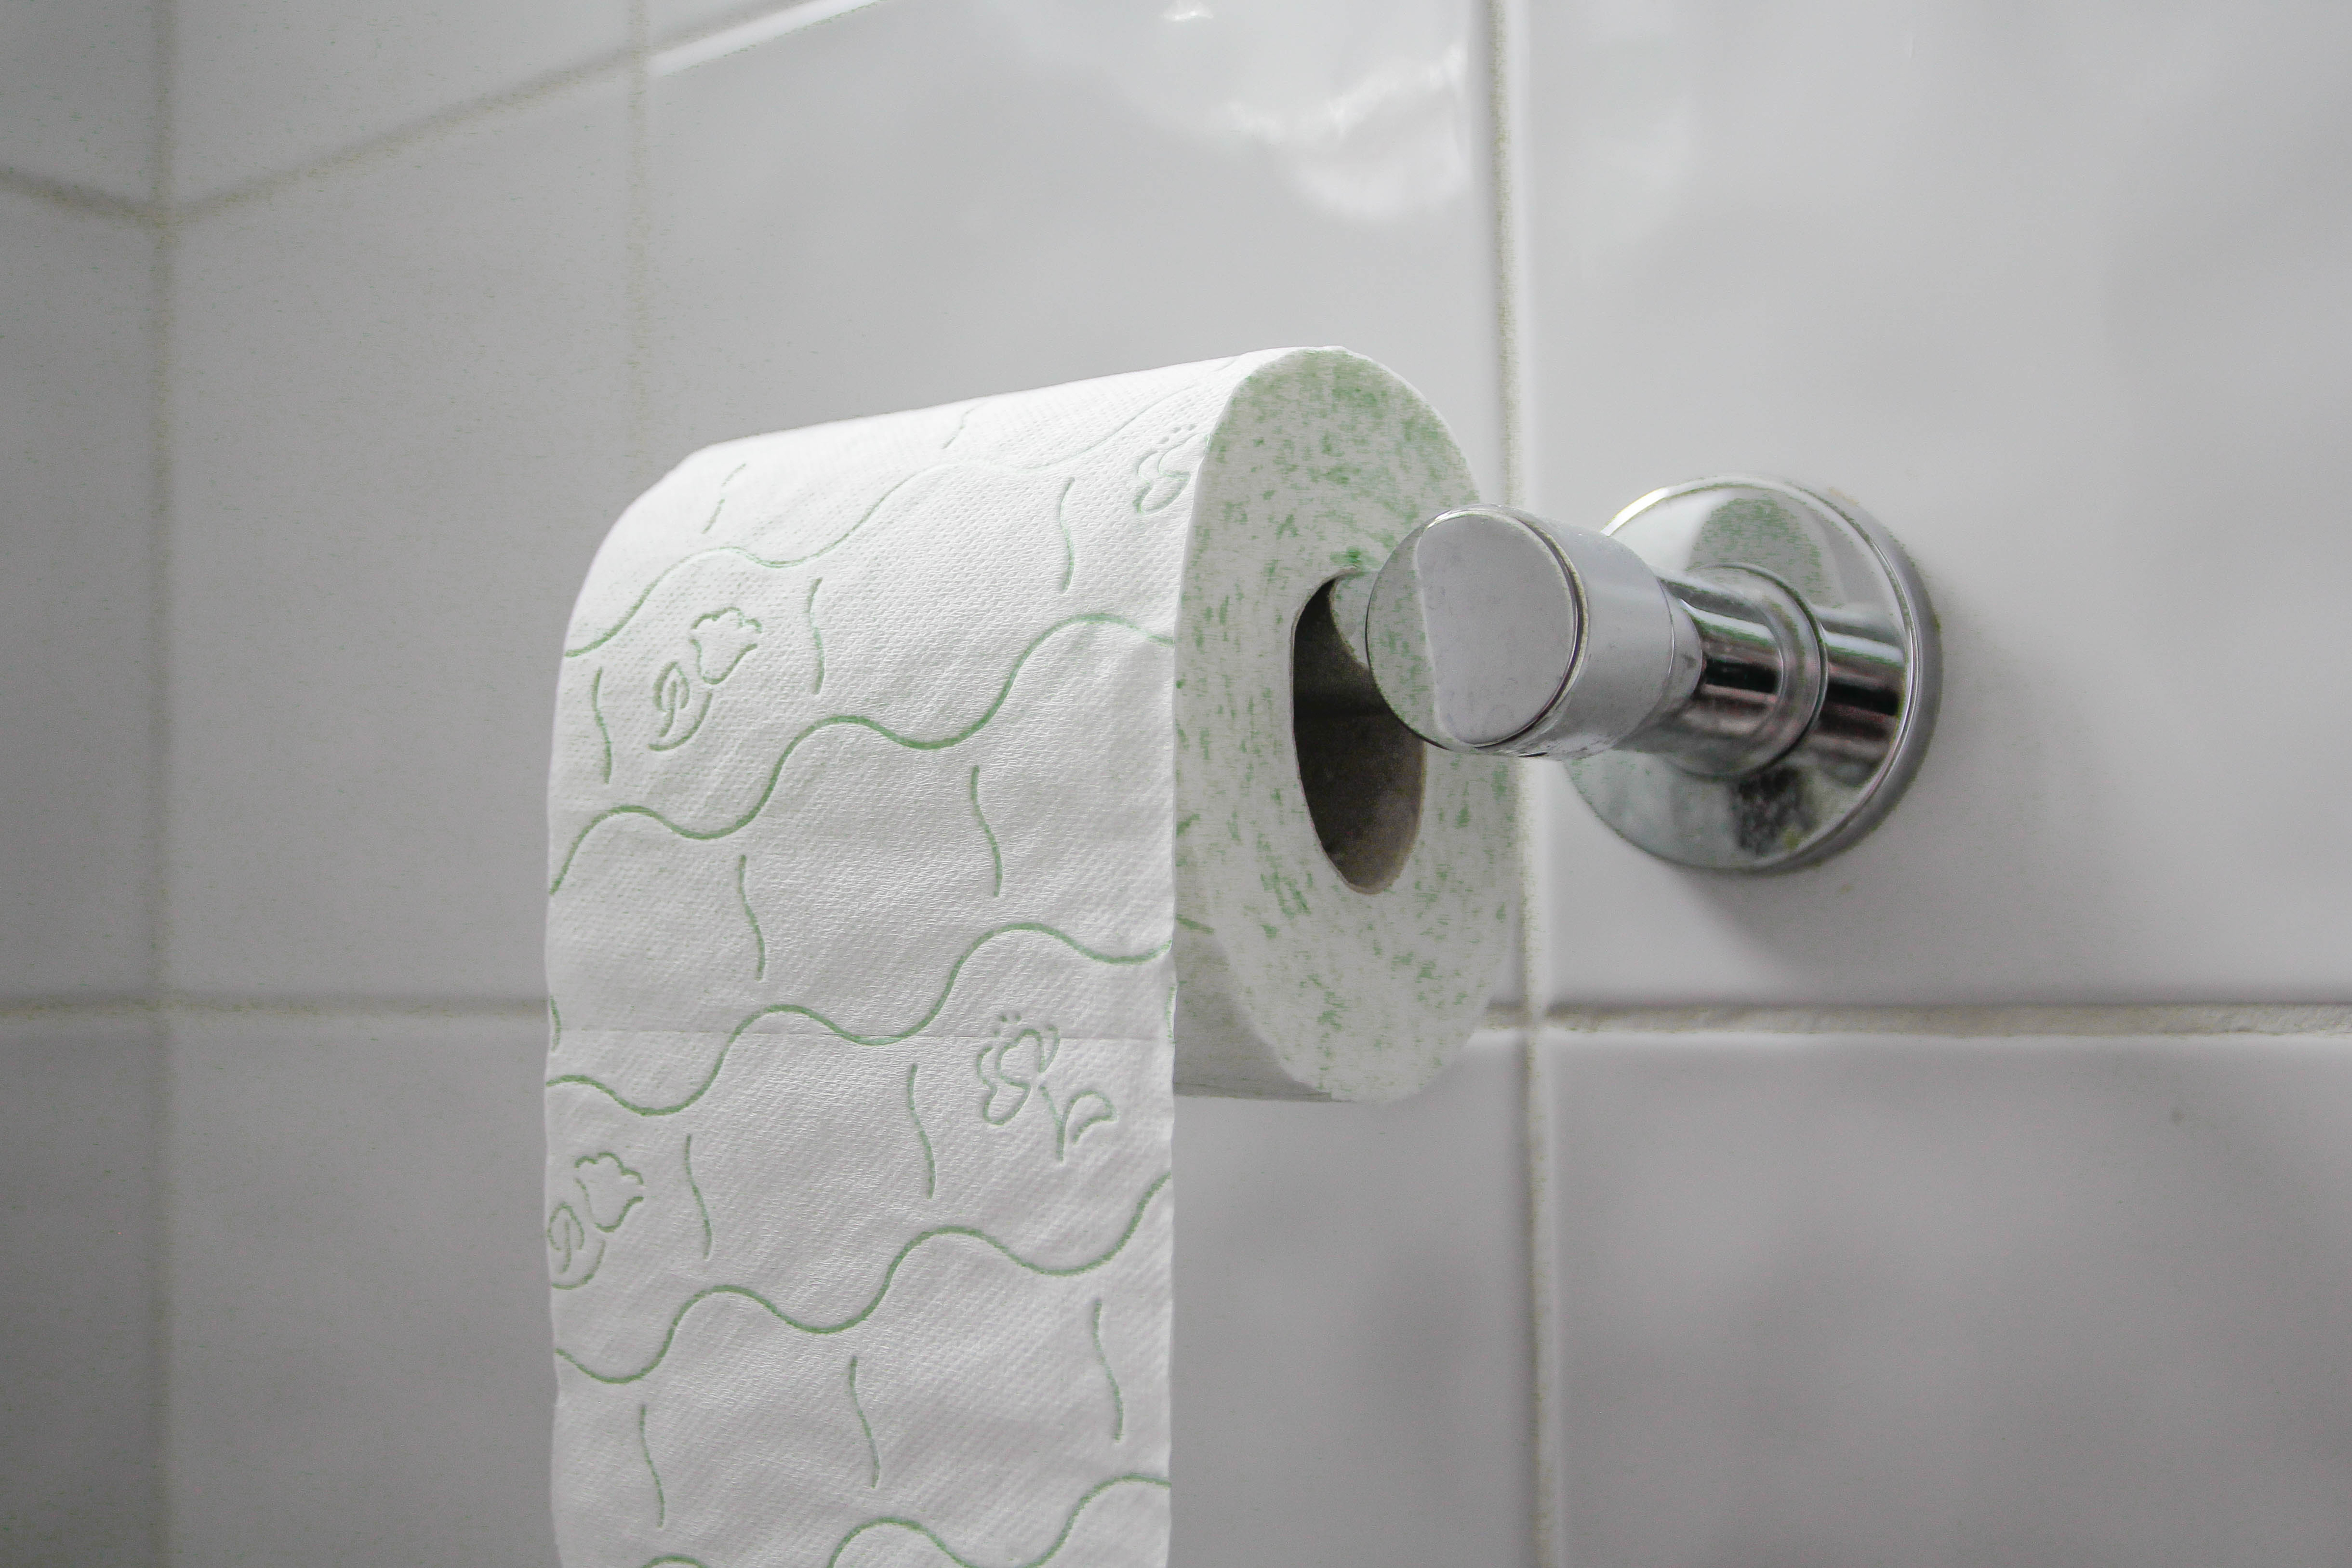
7,995 -> 2352,1036
627,0 -> 654,486
1532,1001 -> 2352,1037
15,996 -> 2352,1034
1482,0 -> 1559,1562
170,49 -> 637,225
4,1 -> 800,232
113,18 -> 799,1553
156,0 -> 854,229
148,0 -> 178,1555
149,39 -> 176,1010
35,16 -> 2352,1564
0,998 -> 554,1034
0,164 -> 159,223
1486,2 -> 1528,511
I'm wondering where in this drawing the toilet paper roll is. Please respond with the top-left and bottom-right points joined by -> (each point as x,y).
543,348 -> 1515,1568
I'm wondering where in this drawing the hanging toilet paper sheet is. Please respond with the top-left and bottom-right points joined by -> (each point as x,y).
543,348 -> 1514,1568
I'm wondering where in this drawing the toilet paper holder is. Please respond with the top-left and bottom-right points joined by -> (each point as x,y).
1336,476 -> 1940,874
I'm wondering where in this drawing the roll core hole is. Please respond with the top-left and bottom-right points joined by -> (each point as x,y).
1291,577 -> 1426,893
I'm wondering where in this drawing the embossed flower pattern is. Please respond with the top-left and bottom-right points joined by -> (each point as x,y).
652,607 -> 764,751
977,1014 -> 1117,1161
547,1152 -> 647,1288
689,607 -> 763,683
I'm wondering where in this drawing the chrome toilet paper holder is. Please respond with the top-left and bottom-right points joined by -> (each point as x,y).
1341,476 -> 1940,874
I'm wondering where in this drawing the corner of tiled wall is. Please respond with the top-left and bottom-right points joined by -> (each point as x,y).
157,4 -> 641,1559
139,2 -> 1545,1563
15,1 -> 2352,1564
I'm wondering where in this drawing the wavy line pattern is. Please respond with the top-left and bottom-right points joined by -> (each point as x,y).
550,614 -> 1171,892
639,1403 -> 667,1527
566,469 -> 951,658
943,400 -> 981,448
554,359 -> 1232,1564
622,1472 -> 1172,1568
848,1355 -> 880,1489
590,668 -> 613,783
905,1064 -> 935,1200
822,1472 -> 1171,1568
683,1133 -> 711,1259
1051,476 -> 1074,592
555,1173 -> 1168,1385
701,462 -> 746,534
734,854 -> 766,979
564,369 -> 1227,659
968,766 -> 1003,897
806,578 -> 826,694
1090,1299 -> 1124,1443
547,922 -> 1168,1117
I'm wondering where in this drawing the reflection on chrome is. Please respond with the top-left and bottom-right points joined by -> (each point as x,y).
1363,480 -> 1940,874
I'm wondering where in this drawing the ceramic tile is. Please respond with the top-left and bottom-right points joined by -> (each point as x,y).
166,1009 -> 557,1568
0,1015 -> 165,1566
646,0 -> 1502,496
1544,1030 -> 2352,1568
171,0 -> 629,205
1171,1032 -> 1532,1568
1521,1 -> 2352,1002
0,193 -> 158,998
168,77 -> 633,1000
0,0 -> 160,202
645,0 -> 1520,1007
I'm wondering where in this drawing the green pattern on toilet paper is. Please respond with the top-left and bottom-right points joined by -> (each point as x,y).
549,614 -> 1173,892
556,1175 -> 1171,1385
543,350 -> 1506,1568
1173,352 -> 1515,1099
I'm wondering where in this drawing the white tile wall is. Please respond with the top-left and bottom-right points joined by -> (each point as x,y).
643,0 -> 1528,1005
1172,1034 -> 1532,1568
168,74 -> 634,1001
0,1014 -> 164,1565
644,0 -> 1503,495
148,9 -> 1532,1553
170,0 -> 630,205
1520,0 -> 2352,1006
155,1025 -> 1533,1568
166,1009 -> 558,1568
7,2 -> 2350,1566
1544,1029 -> 2352,1567
0,192 -> 158,999
0,0 -> 159,204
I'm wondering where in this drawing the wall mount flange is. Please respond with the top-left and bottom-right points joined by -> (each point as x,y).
1358,476 -> 1941,874
1565,477 -> 1941,872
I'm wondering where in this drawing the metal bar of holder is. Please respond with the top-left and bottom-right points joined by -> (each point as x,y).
1331,476 -> 1940,874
